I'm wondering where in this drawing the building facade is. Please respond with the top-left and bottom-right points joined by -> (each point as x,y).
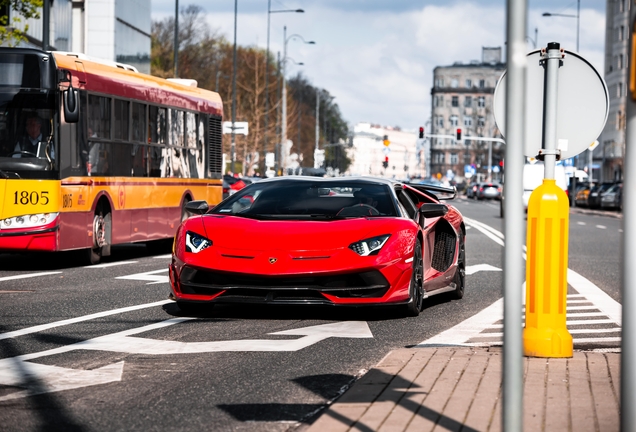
430,47 -> 506,184
598,0 -> 629,182
2,0 -> 150,74
347,123 -> 419,179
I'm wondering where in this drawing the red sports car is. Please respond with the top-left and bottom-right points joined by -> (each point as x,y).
169,177 -> 465,316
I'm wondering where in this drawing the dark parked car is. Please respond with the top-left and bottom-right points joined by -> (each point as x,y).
476,182 -> 502,200
600,183 -> 622,211
587,182 -> 615,209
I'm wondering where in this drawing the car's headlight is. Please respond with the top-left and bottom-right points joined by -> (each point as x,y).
349,234 -> 390,256
1,212 -> 59,230
185,231 -> 212,253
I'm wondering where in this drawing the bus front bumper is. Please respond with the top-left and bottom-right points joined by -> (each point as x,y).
0,226 -> 59,251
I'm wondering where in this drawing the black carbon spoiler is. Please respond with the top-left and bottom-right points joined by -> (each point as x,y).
407,183 -> 457,200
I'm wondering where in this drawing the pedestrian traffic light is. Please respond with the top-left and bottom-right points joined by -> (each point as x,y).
383,156 -> 389,168
383,135 -> 390,146
419,127 -> 424,139
456,128 -> 462,141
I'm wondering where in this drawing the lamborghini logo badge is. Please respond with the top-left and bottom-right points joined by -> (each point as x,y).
269,257 -> 278,264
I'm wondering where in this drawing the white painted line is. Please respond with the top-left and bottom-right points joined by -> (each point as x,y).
0,300 -> 172,341
568,328 -> 621,334
567,306 -> 602,311
465,264 -> 502,276
153,254 -> 173,259
567,269 -> 622,324
573,337 -> 621,343
565,312 -> 609,318
487,319 -> 618,328
577,221 -> 586,226
566,299 -> 593,304
84,261 -> 138,269
0,272 -> 62,282
116,268 -> 169,285
596,225 -> 607,230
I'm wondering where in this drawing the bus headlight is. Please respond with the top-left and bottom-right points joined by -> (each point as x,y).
0,213 -> 59,230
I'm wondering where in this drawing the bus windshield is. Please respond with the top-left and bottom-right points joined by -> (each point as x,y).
0,89 -> 57,179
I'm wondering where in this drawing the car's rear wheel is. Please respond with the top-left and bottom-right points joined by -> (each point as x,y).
405,238 -> 424,317
451,235 -> 466,299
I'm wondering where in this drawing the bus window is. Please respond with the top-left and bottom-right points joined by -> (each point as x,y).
132,103 -> 146,143
113,99 -> 129,141
88,95 -> 111,138
185,112 -> 196,148
131,144 -> 147,177
169,109 -> 184,147
149,106 -> 166,144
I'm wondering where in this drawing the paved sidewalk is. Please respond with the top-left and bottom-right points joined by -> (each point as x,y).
306,347 -> 620,432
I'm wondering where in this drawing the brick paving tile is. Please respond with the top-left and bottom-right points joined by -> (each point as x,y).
568,352 -> 597,432
432,350 -> 489,432
544,358 -> 569,431
305,348 -> 621,432
405,349 -> 472,432
588,353 -> 620,432
523,357 -> 547,431
463,351 -> 501,432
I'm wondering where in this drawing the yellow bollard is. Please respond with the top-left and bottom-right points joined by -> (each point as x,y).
523,179 -> 573,358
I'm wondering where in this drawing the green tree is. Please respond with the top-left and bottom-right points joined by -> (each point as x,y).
0,0 -> 43,47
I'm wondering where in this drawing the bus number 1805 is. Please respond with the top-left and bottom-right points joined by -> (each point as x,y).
13,191 -> 50,206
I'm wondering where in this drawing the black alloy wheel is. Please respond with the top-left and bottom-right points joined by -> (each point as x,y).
405,238 -> 425,317
451,234 -> 466,299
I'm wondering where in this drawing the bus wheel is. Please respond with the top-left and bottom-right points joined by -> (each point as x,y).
88,209 -> 109,265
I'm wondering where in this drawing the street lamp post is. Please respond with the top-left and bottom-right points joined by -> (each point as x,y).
230,0 -> 238,174
542,0 -> 580,52
173,0 -> 179,77
263,4 -> 304,174
280,26 -> 315,174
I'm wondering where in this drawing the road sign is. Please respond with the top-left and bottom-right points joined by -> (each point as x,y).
493,49 -> 609,160
222,121 -> 249,136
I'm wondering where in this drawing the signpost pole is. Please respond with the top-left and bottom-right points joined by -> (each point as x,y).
503,1 -> 527,430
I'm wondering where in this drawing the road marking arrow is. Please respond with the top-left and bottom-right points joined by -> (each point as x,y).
116,268 -> 168,284
0,359 -> 124,402
465,264 -> 502,275
0,319 -> 373,400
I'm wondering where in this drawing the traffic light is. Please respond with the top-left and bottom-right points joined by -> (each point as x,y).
383,156 -> 389,168
419,127 -> 424,139
456,128 -> 462,141
383,135 -> 390,146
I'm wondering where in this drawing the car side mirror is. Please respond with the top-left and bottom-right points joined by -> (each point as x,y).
185,200 -> 209,215
63,87 -> 79,123
419,203 -> 448,219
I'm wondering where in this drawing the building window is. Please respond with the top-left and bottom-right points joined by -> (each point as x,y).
464,117 -> 473,128
451,79 -> 459,88
619,25 -> 625,41
434,152 -> 445,164
464,153 -> 471,164
452,96 -> 459,107
617,110 -> 623,130
435,95 -> 444,107
619,54 -> 624,69
478,96 -> 486,108
436,116 -> 444,128
465,79 -> 472,88
618,82 -> 623,98
464,96 -> 472,107
479,79 -> 486,88
450,153 -> 459,164
478,116 -> 485,127
435,78 -> 444,88
450,115 -> 458,127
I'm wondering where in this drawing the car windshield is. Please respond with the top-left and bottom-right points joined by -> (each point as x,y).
212,180 -> 398,220
0,89 -> 57,179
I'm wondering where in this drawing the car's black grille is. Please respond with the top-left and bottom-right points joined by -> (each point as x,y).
431,228 -> 456,272
178,267 -> 390,301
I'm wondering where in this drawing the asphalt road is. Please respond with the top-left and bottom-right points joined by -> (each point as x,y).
0,198 -> 622,431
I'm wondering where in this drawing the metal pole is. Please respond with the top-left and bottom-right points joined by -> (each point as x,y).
230,0 -> 237,174
275,51 -> 281,174
503,0 -> 527,430
315,90 -> 320,151
487,141 -> 492,182
281,26 -> 287,175
263,0 -> 271,174
42,0 -> 50,50
622,4 -> 636,429
576,0 -> 580,52
173,0 -> 179,77
542,43 -> 562,180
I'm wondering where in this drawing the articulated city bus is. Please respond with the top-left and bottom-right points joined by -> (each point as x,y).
0,48 -> 223,263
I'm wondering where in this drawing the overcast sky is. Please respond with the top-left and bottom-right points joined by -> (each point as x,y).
151,1 -> 606,132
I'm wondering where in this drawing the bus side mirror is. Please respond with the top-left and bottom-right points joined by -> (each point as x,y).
62,87 -> 79,123
63,88 -> 79,123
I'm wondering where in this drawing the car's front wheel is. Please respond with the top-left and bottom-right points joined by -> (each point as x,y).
405,238 -> 424,317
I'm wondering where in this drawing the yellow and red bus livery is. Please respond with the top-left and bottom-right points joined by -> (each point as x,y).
0,48 -> 223,263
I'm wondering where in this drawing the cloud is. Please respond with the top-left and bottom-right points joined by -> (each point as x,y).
151,0 -> 606,130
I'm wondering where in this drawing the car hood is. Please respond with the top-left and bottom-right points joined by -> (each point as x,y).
198,214 -> 394,251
